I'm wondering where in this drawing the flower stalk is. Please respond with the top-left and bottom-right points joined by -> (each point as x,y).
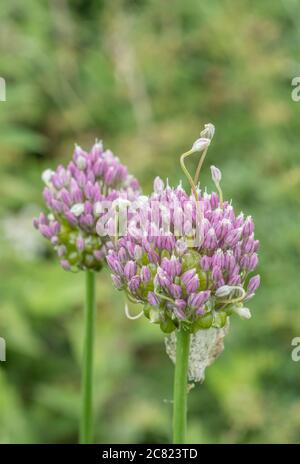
80,271 -> 96,444
173,328 -> 190,444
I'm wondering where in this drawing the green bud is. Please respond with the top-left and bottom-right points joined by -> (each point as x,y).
193,312 -> 213,330
68,251 -> 79,265
160,318 -> 176,333
213,310 -> 227,328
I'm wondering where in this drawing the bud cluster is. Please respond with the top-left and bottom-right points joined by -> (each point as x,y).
34,141 -> 140,271
107,175 -> 260,333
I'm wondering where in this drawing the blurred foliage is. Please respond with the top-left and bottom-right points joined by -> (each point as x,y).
1,0 -> 300,444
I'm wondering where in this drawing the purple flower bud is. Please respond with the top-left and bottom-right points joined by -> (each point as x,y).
140,265 -> 151,283
240,254 -> 250,269
111,274 -> 123,289
225,228 -> 242,247
124,261 -> 137,280
212,266 -> 222,282
39,225 -> 53,239
247,274 -> 260,295
181,268 -> 196,286
118,247 -> 128,263
248,253 -> 258,271
227,275 -> 241,285
188,291 -> 210,309
200,255 -> 211,271
147,292 -> 159,306
107,253 -> 123,275
128,275 -> 141,293
161,256 -> 181,279
169,284 -> 182,299
203,228 -> 217,249
212,249 -> 224,268
243,216 -> 254,236
243,234 -> 255,254
156,267 -> 172,289
224,251 -> 236,272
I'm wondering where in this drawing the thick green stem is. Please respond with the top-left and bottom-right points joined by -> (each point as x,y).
80,271 -> 96,444
173,328 -> 190,444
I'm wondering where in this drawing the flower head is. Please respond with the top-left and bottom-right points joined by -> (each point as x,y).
107,126 -> 260,334
34,141 -> 140,271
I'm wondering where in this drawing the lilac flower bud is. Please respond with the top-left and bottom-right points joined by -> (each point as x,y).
64,211 -> 78,226
161,256 -> 181,279
156,267 -> 172,289
248,253 -> 258,271
200,255 -> 211,271
148,292 -> 160,306
124,261 -> 137,280
140,265 -> 151,283
111,274 -> 123,289
39,225 -> 53,239
224,251 -> 236,272
247,275 -> 260,295
243,234 -> 255,253
212,266 -> 223,283
107,253 -> 123,275
235,212 -> 244,228
225,228 -> 242,247
185,274 -> 199,293
118,247 -> 128,263
169,284 -> 182,299
227,275 -> 241,285
240,254 -> 250,269
181,269 -> 196,287
212,249 -> 224,268
243,216 -> 254,236
203,228 -> 217,249
128,275 -> 141,293
210,165 -> 222,184
188,291 -> 210,309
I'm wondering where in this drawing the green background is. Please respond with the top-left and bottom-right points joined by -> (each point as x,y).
0,0 -> 300,444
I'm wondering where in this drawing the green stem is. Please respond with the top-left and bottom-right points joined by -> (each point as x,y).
173,328 -> 190,444
80,271 -> 96,444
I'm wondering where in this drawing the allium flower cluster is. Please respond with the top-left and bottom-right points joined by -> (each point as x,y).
34,141 -> 140,271
107,175 -> 260,333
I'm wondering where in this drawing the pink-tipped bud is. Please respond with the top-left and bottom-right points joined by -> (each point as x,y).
210,165 -> 222,184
